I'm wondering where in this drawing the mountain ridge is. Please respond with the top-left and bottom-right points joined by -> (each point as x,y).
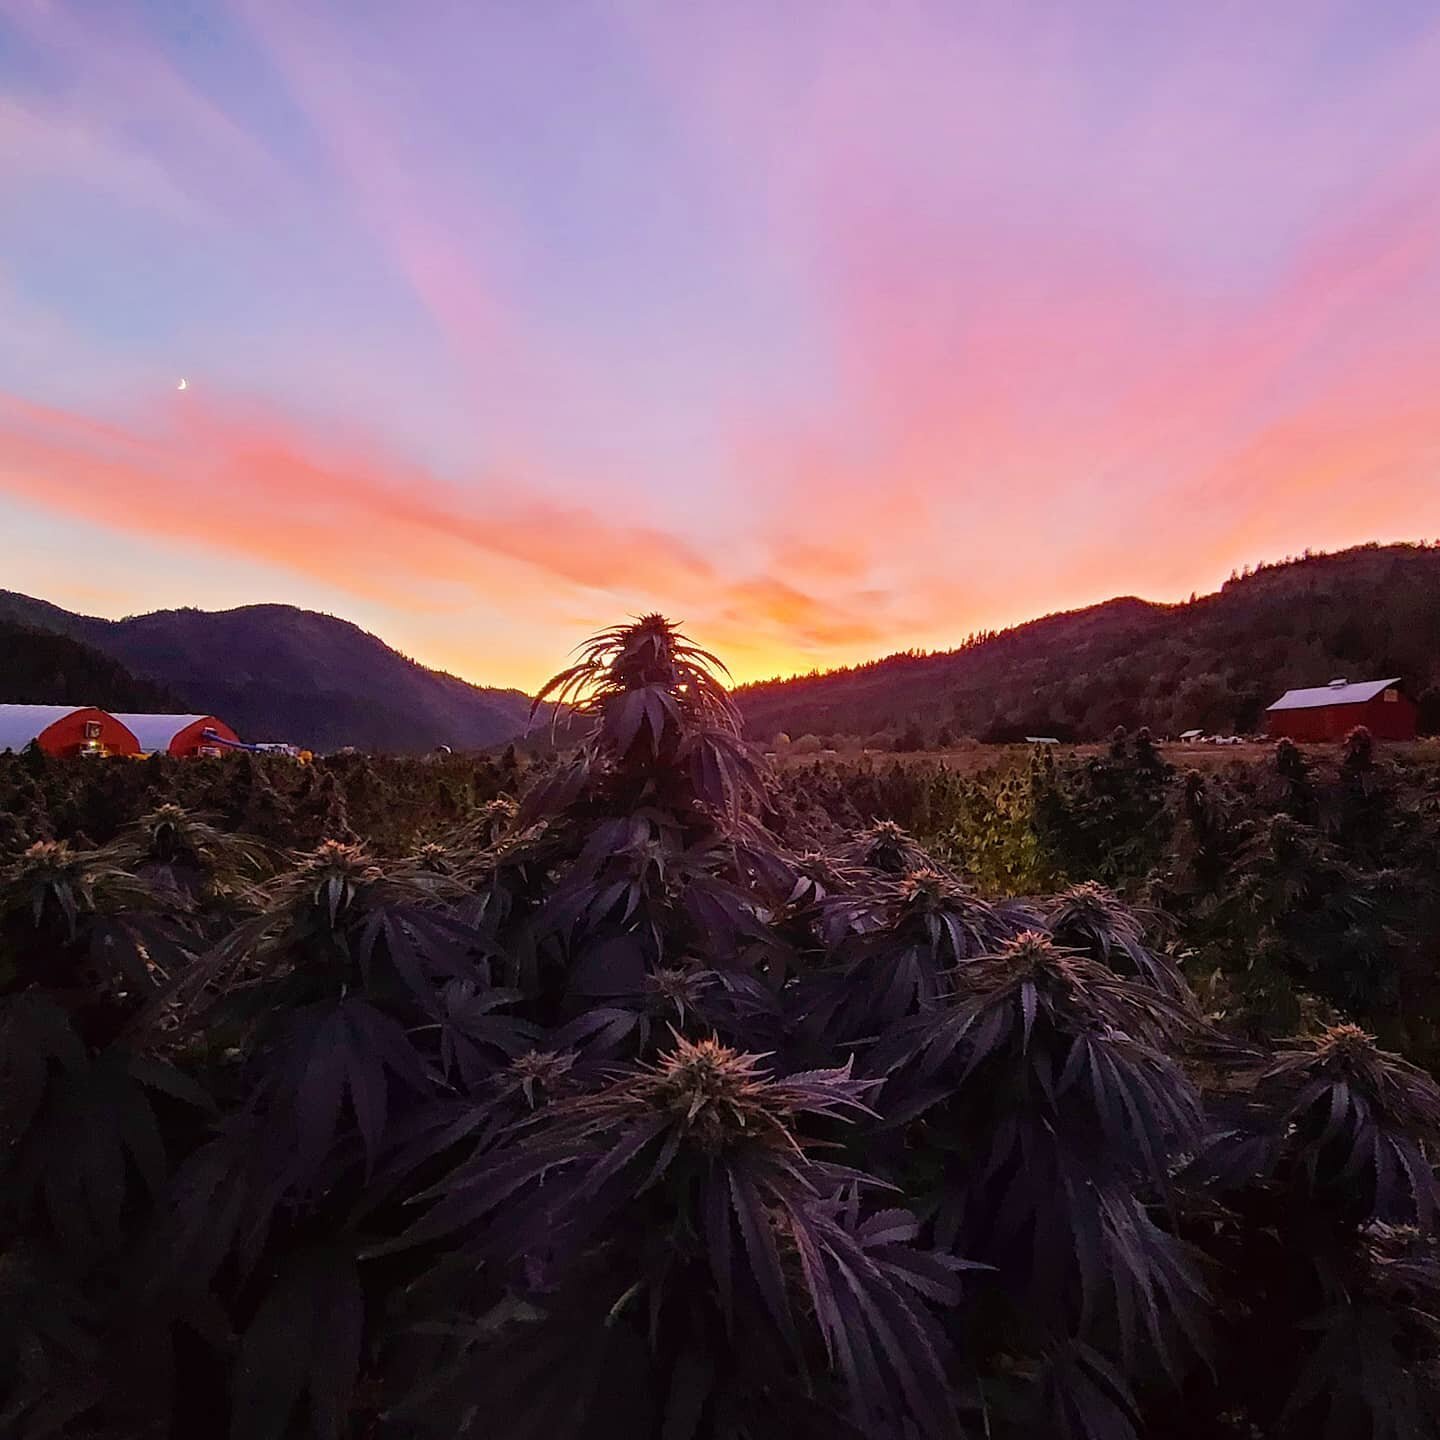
6,541 -> 1439,752
0,591 -> 532,753
0,618 -> 184,712
735,543 -> 1440,742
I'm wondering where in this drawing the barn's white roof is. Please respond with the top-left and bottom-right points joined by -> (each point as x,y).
0,704 -> 93,752
1266,678 -> 1402,712
108,713 -> 214,753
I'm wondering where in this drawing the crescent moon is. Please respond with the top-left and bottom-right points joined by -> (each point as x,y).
177,378 -> 188,391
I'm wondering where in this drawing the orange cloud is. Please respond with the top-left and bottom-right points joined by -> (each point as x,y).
714,576 -> 891,650
0,391 -> 714,618
0,385 -> 926,686
0,387 -> 877,679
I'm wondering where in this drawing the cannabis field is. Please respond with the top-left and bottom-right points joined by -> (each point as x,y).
5,619 -> 1440,1440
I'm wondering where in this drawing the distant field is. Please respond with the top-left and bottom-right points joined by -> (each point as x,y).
773,739 -> 1440,776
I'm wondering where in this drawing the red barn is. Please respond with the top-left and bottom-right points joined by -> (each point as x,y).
0,704 -> 142,758
1265,677 -> 1417,742
109,713 -> 241,758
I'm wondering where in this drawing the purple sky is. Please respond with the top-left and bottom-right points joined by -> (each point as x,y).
4,0 -> 1440,688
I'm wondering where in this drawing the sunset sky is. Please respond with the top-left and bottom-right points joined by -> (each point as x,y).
4,0 -> 1440,690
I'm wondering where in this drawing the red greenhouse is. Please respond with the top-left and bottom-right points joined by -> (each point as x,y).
0,705 -> 142,758
109,713 -> 242,758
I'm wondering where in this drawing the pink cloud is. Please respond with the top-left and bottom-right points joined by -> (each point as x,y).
0,384 -> 916,683
227,0 -> 567,419
0,390 -> 714,609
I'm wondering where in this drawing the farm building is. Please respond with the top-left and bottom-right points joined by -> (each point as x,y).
109,713 -> 241,758
0,704 -> 140,758
1265,677 -> 1417,742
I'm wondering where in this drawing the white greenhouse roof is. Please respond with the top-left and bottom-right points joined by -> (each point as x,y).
1266,678 -> 1402,712
0,704 -> 92,752
108,713 -> 214,753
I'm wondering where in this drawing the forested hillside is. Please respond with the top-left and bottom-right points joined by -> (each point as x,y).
738,543 -> 1440,743
0,593 -> 532,752
7,542 -> 1438,752
0,619 -> 181,710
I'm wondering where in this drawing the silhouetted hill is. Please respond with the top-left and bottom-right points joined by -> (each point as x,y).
0,594 -> 532,753
737,544 -> 1440,743
0,619 -> 183,710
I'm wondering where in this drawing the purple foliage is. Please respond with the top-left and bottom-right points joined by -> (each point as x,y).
4,617 -> 1440,1440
